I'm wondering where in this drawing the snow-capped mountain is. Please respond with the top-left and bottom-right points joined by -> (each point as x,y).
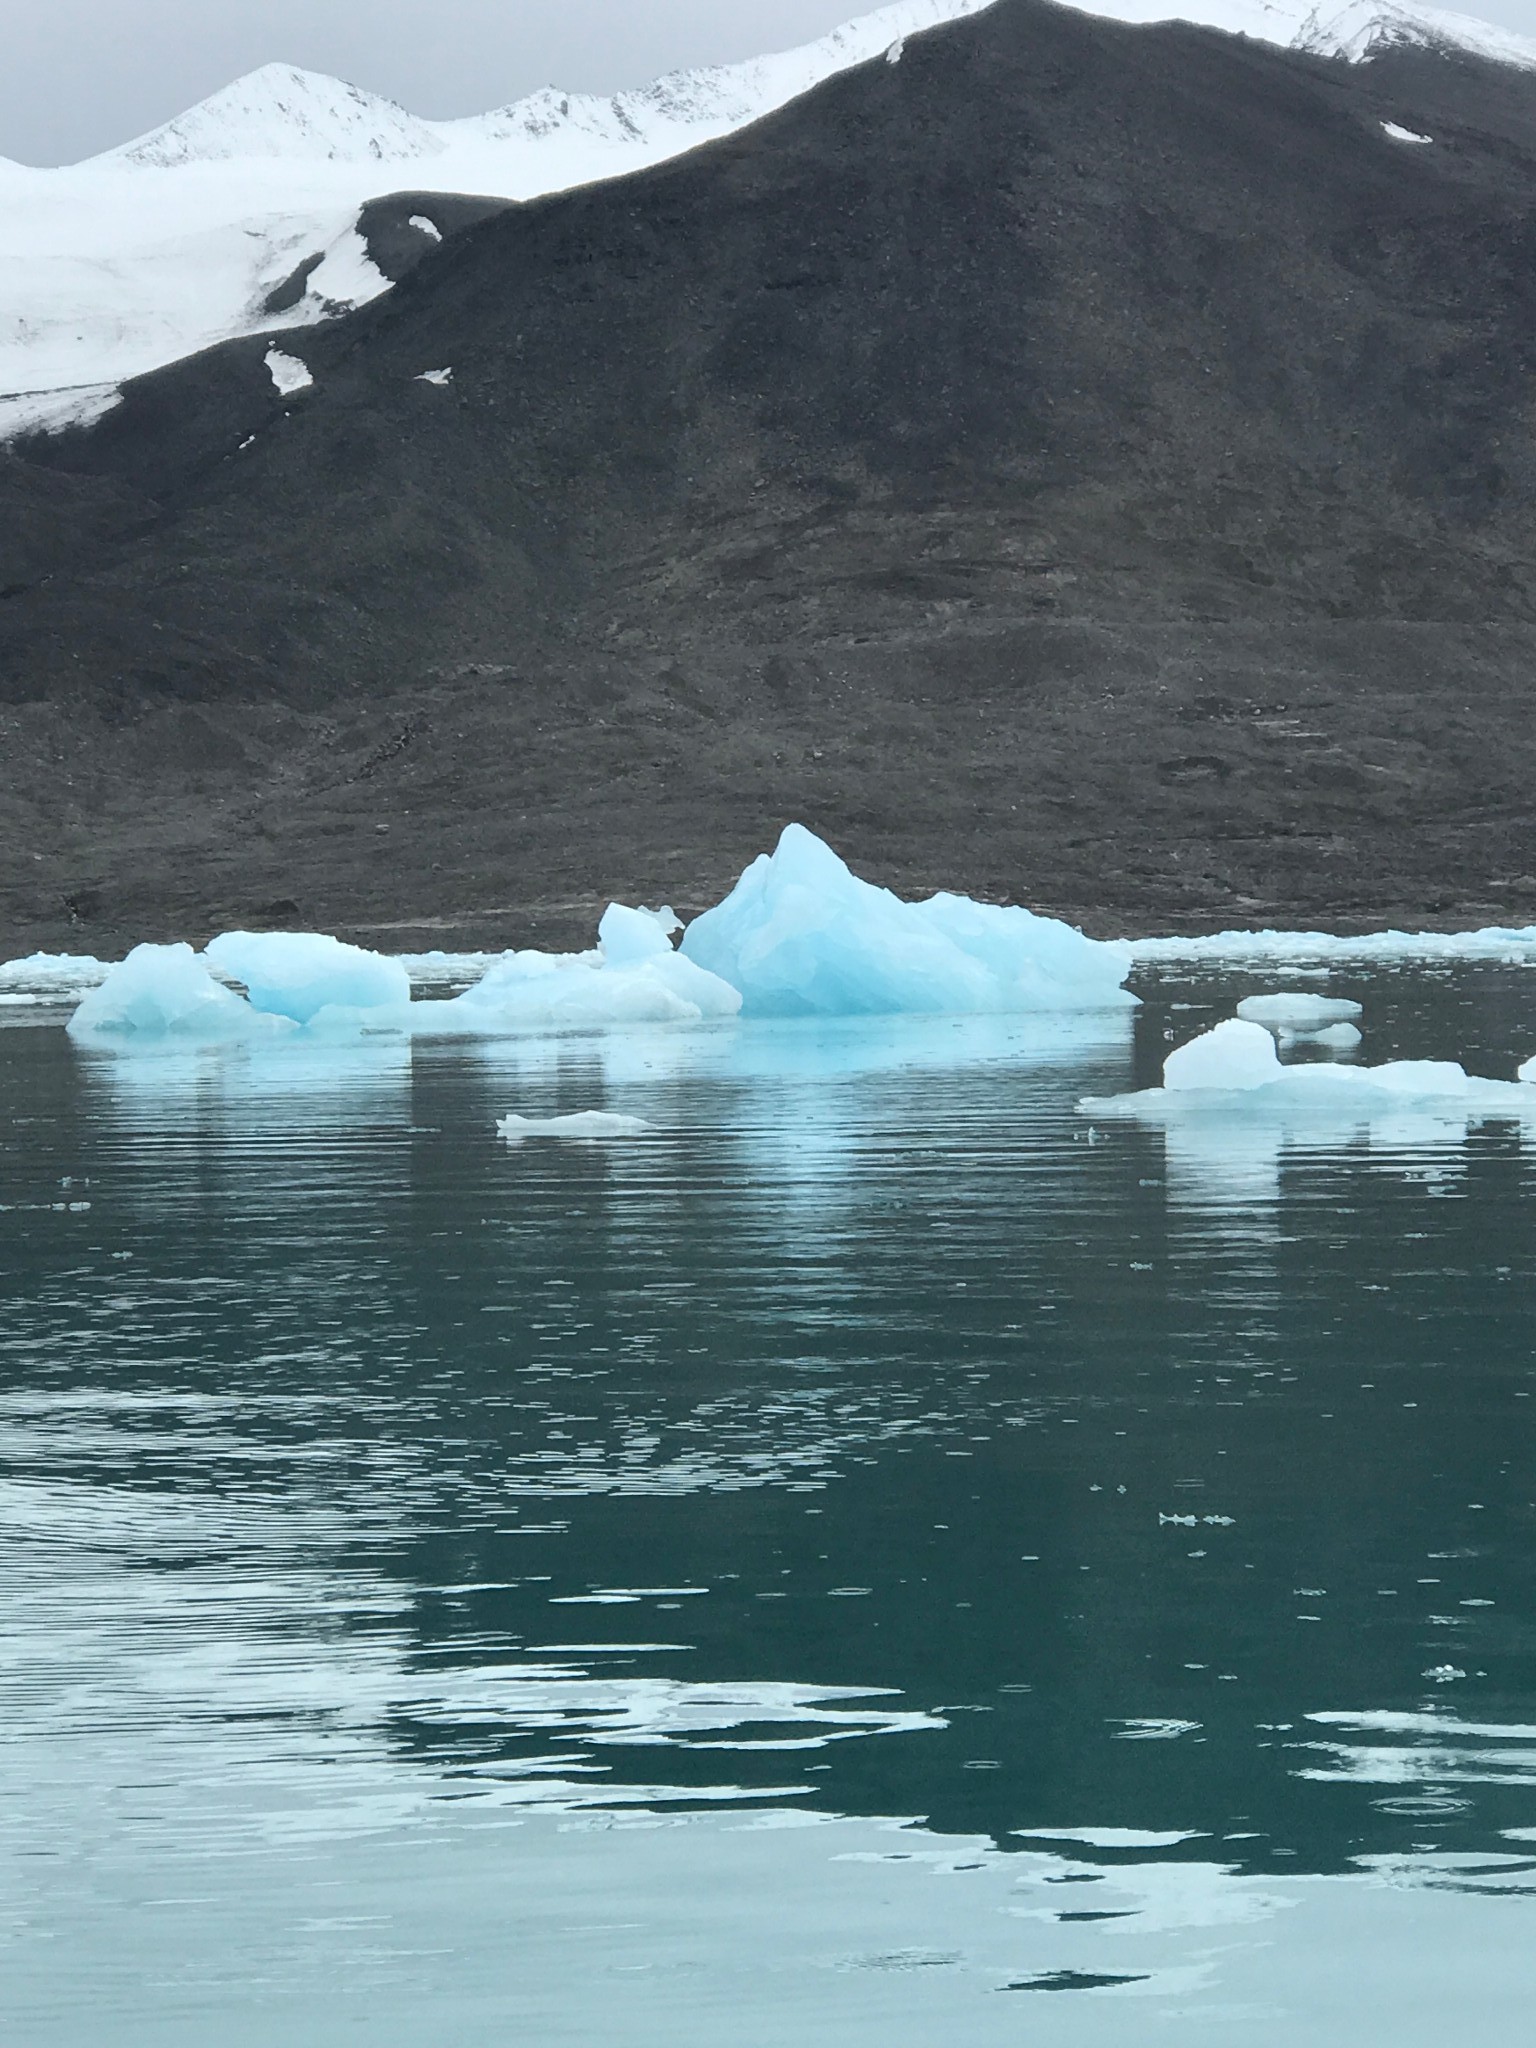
3,0 -> 1534,440
111,64 -> 453,169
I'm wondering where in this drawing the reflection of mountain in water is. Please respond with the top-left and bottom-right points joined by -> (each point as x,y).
5,977 -> 1535,1897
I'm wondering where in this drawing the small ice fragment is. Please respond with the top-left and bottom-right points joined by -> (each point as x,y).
1163,1019 -> 1283,1092
1520,1054 -> 1536,1084
408,214 -> 443,241
886,36 -> 905,62
1382,121 -> 1432,144
416,367 -> 453,386
496,1111 -> 654,1141
1300,1021 -> 1363,1050
264,348 -> 313,396
1236,993 -> 1362,1032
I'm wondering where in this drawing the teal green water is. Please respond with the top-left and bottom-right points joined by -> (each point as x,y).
2,967 -> 1534,2043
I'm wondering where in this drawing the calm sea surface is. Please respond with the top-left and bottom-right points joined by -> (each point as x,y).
2,963 -> 1534,2044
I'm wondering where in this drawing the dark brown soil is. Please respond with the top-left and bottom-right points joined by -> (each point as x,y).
5,1 -> 1536,955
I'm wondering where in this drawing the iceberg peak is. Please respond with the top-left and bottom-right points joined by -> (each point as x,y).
679,824 -> 1135,1017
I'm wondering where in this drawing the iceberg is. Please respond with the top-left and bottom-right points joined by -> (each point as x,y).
204,930 -> 411,1029
678,824 -> 1135,1017
420,903 -> 741,1034
68,932 -> 409,1043
66,942 -> 284,1042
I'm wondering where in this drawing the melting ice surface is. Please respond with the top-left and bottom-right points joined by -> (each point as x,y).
7,951 -> 1536,2042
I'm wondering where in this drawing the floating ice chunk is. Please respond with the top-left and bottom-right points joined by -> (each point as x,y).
1382,121 -> 1432,144
1520,1053 -> 1536,1085
67,942 -> 279,1042
420,906 -> 741,1034
1164,1019 -> 1283,1092
408,214 -> 443,240
416,367 -> 453,386
886,36 -> 906,62
204,930 -> 410,1029
0,950 -> 110,993
264,347 -> 312,395
1235,993 -> 1363,1032
496,1110 -> 653,1142
1302,1021 -> 1363,1050
1083,1023 -> 1536,1130
679,824 -> 1134,1017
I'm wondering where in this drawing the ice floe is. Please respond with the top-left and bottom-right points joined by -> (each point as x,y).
1133,925 -> 1536,964
1083,1021 -> 1536,1127
496,1111 -> 654,1141
1235,993 -> 1363,1033
0,951 -> 110,994
679,823 -> 1135,1017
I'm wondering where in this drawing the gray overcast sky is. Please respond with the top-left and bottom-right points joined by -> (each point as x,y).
2,2 -> 872,165
7,0 -> 1536,166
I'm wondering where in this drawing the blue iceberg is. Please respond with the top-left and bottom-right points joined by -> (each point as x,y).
679,824 -> 1135,1017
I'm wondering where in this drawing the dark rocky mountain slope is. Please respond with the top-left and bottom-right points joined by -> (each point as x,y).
5,0 -> 1536,952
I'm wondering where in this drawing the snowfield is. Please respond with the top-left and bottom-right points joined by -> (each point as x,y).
4,0 -> 1534,434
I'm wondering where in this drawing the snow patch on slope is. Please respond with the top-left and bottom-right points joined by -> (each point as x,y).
263,347 -> 313,395
0,382 -> 122,441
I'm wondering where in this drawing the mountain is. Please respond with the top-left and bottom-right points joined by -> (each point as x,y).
0,1 -> 991,423
5,0 -> 1535,427
108,63 -> 451,168
6,0 -> 1536,953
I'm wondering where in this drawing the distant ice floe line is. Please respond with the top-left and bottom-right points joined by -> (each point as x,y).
59,825 -> 1139,1046
1132,923 -> 1536,963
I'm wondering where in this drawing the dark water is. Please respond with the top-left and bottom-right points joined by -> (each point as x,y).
2,966 -> 1535,2044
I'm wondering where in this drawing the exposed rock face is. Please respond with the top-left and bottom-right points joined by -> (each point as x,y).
5,0 -> 1536,952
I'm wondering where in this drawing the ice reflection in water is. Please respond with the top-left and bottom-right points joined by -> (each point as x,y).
3,974 -> 1536,2043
